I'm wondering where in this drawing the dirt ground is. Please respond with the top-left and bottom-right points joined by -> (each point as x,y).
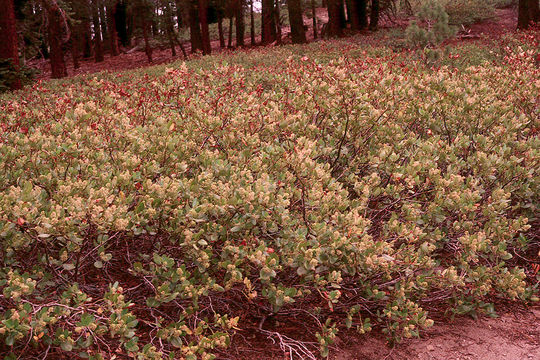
226,305 -> 539,360
332,306 -> 540,360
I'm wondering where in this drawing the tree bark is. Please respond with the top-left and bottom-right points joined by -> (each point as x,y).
175,0 -> 185,29
250,0 -> 256,45
339,0 -> 347,28
188,0 -> 203,52
369,0 -> 380,31
42,0 -> 68,78
261,0 -> 277,44
287,0 -> 307,43
71,29 -> 80,69
198,0 -> 211,54
99,1 -> 108,45
347,0 -> 367,30
0,0 -> 21,89
142,14 -> 153,62
107,1 -> 119,56
92,0 -> 104,62
275,0 -> 282,43
235,0 -> 245,47
518,0 -> 540,29
228,16 -> 233,47
326,0 -> 343,37
311,0 -> 318,39
218,12 -> 225,48
115,0 -> 129,47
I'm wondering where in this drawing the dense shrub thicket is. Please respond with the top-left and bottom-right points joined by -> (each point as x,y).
0,30 -> 538,359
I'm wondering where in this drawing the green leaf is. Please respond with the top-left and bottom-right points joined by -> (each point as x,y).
63,263 -> 76,271
170,336 -> 183,348
77,313 -> 95,327
146,297 -> 160,308
5,335 -> 15,346
60,341 -> 73,352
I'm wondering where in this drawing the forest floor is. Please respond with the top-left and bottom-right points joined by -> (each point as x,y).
224,303 -> 540,360
31,6 -> 518,80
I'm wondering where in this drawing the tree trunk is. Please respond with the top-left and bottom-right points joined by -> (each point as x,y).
518,0 -> 540,29
166,12 -> 177,56
275,0 -> 282,43
142,15 -> 152,62
369,0 -> 379,31
188,0 -> 202,52
81,18 -> 93,58
198,0 -> 211,54
107,2 -> 119,56
175,0 -> 184,29
311,0 -> 318,39
339,0 -> 347,28
326,0 -> 343,37
235,0 -> 245,47
99,1 -> 108,45
0,0 -> 21,89
348,0 -> 367,30
218,12 -> 225,48
250,0 -> 256,45
261,0 -> 277,44
228,16 -> 233,47
287,0 -> 307,43
116,0 -> 129,46
43,0 -> 68,78
92,0 -> 104,62
71,29 -> 80,69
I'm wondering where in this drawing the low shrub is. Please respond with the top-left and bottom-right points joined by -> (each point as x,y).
0,29 -> 538,359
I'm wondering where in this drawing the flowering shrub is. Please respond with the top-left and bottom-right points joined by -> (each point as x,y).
0,29 -> 538,359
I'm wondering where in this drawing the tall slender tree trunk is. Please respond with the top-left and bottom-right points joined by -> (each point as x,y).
518,0 -> 540,29
217,12 -> 225,48
287,0 -> 307,44
326,0 -> 343,37
43,0 -> 68,78
107,2 -> 119,55
250,0 -> 256,45
235,0 -> 245,47
81,18 -> 93,57
175,0 -> 184,29
261,0 -> 276,44
339,0 -> 347,28
311,0 -> 318,39
347,0 -> 367,30
369,0 -> 379,31
228,16 -> 233,47
99,1 -> 108,45
275,0 -> 282,43
165,9 -> 177,57
198,0 -> 211,54
116,0 -> 129,46
142,15 -> 153,62
71,29 -> 80,69
92,0 -> 104,62
188,0 -> 202,52
0,0 -> 21,89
